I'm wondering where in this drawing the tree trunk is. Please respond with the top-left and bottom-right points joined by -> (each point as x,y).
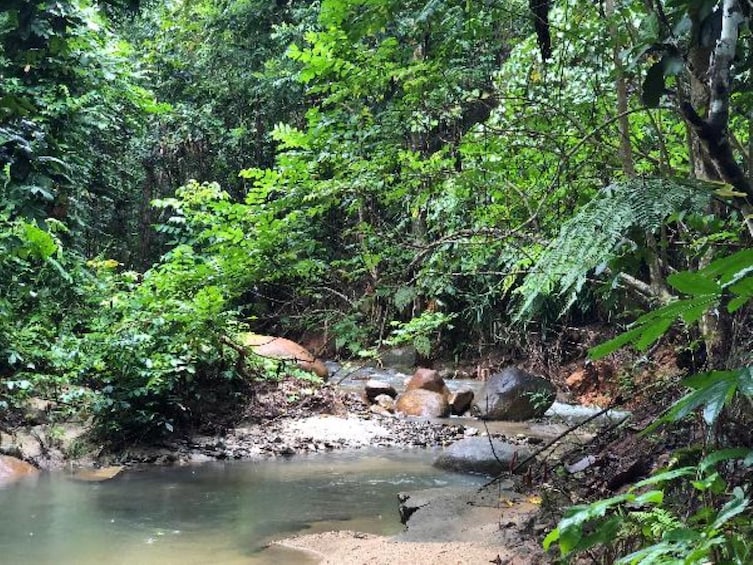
607,0 -> 670,301
678,0 -> 747,368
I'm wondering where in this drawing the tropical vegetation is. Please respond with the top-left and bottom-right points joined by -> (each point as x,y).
2,0 -> 753,560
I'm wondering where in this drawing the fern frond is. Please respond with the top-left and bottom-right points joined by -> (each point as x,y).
515,178 -> 711,320
629,508 -> 683,541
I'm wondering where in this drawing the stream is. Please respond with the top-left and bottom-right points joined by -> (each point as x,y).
0,363 -> 629,564
0,448 -> 484,565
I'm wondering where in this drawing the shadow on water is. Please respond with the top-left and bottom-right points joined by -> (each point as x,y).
0,448 -> 484,565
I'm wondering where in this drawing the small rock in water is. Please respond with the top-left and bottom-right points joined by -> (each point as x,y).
474,367 -> 555,421
71,465 -> 124,482
448,388 -> 474,416
406,368 -> 450,397
370,405 -> 393,418
395,389 -> 450,418
373,394 -> 396,412
379,345 -> 417,370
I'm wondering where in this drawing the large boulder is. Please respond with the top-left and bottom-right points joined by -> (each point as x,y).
380,345 -> 417,371
395,389 -> 450,418
239,333 -> 328,379
0,455 -> 39,484
448,388 -> 474,416
433,437 -> 532,475
474,367 -> 555,421
406,368 -> 450,397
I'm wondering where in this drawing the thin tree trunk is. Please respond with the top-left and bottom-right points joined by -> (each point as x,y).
606,0 -> 634,177
608,0 -> 669,300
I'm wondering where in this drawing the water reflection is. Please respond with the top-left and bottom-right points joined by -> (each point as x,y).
0,449 -> 484,564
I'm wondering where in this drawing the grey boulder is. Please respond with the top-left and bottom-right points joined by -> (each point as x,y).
433,437 -> 532,476
474,367 -> 555,421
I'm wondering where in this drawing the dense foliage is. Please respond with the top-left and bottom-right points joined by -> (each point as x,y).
3,0 -> 753,559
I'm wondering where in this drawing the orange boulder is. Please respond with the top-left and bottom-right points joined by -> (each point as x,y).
0,455 -> 38,484
239,333 -> 328,379
395,389 -> 450,418
406,368 -> 450,397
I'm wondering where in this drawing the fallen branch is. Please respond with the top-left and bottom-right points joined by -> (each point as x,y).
479,396 -> 629,490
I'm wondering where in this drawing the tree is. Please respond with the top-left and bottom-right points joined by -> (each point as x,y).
0,0 -> 159,261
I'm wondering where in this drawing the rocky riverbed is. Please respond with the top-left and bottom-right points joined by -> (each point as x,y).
0,382 -> 480,468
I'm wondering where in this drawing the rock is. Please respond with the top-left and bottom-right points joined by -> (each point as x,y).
369,404 -> 394,417
373,394 -> 396,412
71,465 -> 123,482
395,389 -> 450,418
565,455 -> 597,474
546,402 -> 630,425
406,368 -> 450,397
364,379 -> 397,402
474,367 -> 555,421
0,432 -> 16,454
449,388 -> 474,416
238,333 -> 328,379
379,345 -> 417,370
0,455 -> 39,483
23,397 -> 56,425
397,486 -> 469,524
10,429 -> 44,461
433,437 -> 532,476
397,484 -> 528,543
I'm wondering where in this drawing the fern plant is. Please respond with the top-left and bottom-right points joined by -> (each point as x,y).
544,249 -> 753,563
515,178 -> 712,319
544,451 -> 753,564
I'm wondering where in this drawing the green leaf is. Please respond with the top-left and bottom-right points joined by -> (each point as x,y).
632,489 -> 664,505
698,448 -> 753,474
712,487 -> 749,529
667,271 -> 720,295
634,317 -> 674,350
645,370 -> 747,433
589,326 -> 644,359
47,257 -> 72,283
22,223 -> 57,259
542,528 -> 560,551
634,467 -> 695,488
706,249 -> 753,285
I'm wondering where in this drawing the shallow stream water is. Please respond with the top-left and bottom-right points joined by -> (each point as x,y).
0,448 -> 484,565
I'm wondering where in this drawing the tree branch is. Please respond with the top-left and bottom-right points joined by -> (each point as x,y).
680,1 -> 753,202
